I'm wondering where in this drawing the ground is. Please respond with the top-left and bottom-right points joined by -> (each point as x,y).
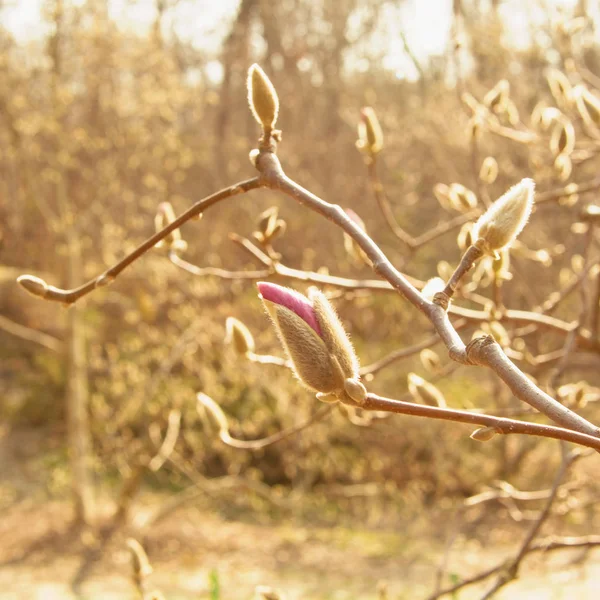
1,495 -> 600,600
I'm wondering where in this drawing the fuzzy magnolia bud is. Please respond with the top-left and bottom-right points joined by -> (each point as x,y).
471,178 -> 535,255
17,274 -> 49,299
257,282 -> 360,397
356,107 -> 383,154
225,317 -> 255,354
407,373 -> 447,407
247,64 -> 279,130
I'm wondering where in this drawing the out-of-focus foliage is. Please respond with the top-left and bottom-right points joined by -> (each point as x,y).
1,0 -> 600,533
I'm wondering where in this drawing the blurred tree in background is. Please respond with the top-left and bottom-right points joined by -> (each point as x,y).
2,0 -> 600,597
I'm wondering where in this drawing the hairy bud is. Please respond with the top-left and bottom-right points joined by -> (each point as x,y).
247,64 -> 279,130
225,317 -> 255,354
356,107 -> 383,154
17,274 -> 49,299
257,282 -> 360,397
471,178 -> 535,255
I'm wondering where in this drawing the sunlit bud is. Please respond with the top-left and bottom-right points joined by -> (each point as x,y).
343,208 -> 371,266
553,153 -> 572,181
356,106 -> 383,155
258,206 -> 279,237
247,64 -> 279,130
470,426 -> 498,442
17,274 -> 49,299
421,277 -> 445,301
471,178 -> 535,255
225,317 -> 255,355
479,156 -> 498,184
448,183 -> 478,212
573,85 -> 600,130
126,538 -> 153,579
420,348 -> 441,374
538,106 -> 563,130
484,79 -> 509,112
257,282 -> 359,396
344,378 -> 367,404
550,119 -> 575,156
434,183 -> 452,211
270,219 -> 287,241
154,202 -> 188,252
546,68 -> 573,109
408,373 -> 447,407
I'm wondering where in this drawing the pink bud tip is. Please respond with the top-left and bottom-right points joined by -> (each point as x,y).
257,282 -> 322,335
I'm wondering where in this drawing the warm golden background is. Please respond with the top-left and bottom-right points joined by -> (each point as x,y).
1,0 -> 600,598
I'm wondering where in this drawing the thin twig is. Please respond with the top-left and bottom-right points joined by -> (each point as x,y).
0,314 -> 62,352
360,393 -> 600,452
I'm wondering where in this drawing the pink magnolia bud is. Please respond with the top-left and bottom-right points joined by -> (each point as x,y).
257,282 -> 361,398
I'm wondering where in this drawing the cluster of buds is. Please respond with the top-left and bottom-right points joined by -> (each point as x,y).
257,282 -> 366,404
